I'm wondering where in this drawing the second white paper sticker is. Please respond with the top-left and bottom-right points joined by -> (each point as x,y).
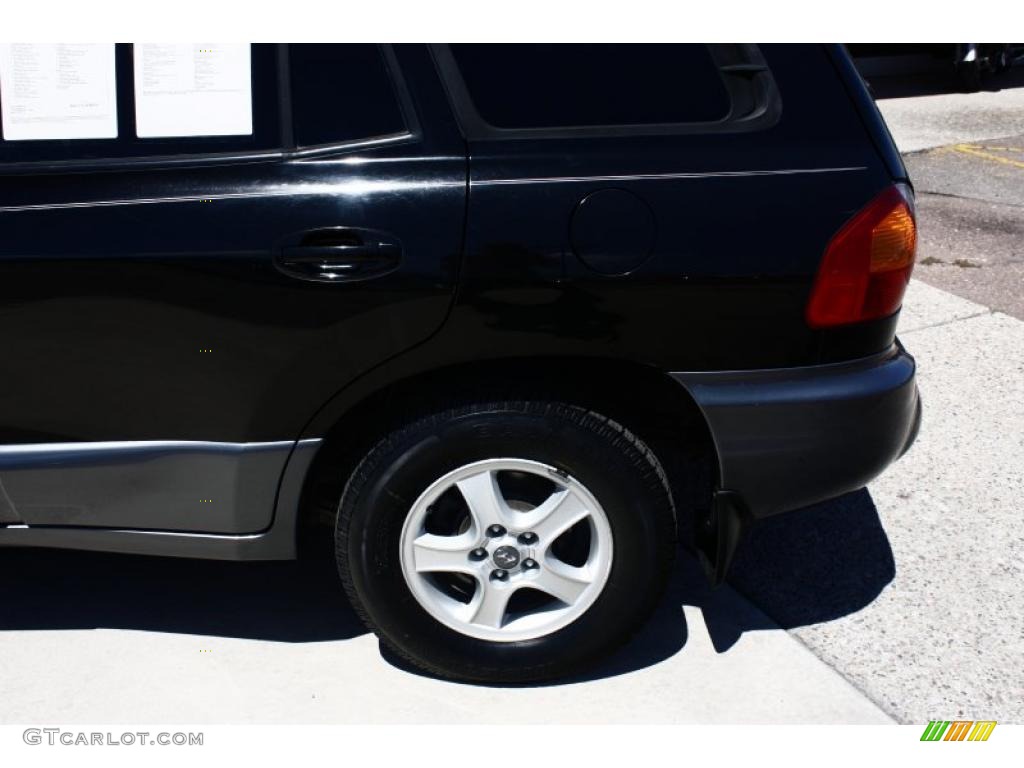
134,44 -> 252,138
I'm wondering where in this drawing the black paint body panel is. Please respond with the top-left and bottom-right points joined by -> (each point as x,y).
0,44 -> 916,556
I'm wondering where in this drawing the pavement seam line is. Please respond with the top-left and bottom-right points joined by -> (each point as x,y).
916,189 -> 1024,210
721,585 -> 899,722
899,309 -> 993,336
777,625 -> 901,723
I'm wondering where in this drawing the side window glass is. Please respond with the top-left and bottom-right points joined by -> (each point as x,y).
289,44 -> 406,148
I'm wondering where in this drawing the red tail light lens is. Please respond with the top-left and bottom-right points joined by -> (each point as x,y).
806,184 -> 917,328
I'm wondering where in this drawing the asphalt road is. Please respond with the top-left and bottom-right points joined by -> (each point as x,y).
875,67 -> 1024,320
0,62 -> 1022,726
903,138 -> 1024,320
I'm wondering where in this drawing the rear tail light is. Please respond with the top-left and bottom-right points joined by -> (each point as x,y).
806,184 -> 917,328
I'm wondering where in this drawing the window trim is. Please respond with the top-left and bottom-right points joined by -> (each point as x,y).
288,42 -> 421,153
0,44 -> 421,176
430,43 -> 782,141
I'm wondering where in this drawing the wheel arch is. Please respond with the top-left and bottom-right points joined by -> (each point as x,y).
282,355 -> 719,558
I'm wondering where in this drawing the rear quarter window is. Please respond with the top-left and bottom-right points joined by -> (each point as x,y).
436,43 -> 779,138
449,44 -> 730,129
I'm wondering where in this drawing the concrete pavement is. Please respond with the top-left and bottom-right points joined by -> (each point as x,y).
0,538 -> 891,724
731,281 -> 1024,724
0,543 -> 892,723
875,67 -> 1024,152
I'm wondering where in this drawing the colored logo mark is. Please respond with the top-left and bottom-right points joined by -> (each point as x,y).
920,720 -> 996,742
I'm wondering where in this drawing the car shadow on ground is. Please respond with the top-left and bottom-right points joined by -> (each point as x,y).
0,488 -> 894,684
726,488 -> 896,631
0,547 -> 365,643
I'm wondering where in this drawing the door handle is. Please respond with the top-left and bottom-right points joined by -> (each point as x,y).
275,229 -> 401,283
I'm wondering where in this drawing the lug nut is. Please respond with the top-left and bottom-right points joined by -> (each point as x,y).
518,532 -> 538,545
469,548 -> 488,561
491,569 -> 509,581
486,524 -> 506,537
522,558 -> 538,570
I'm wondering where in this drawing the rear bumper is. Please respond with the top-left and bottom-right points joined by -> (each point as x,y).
672,341 -> 919,521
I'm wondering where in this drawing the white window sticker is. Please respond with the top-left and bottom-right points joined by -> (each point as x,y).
0,43 -> 118,141
134,44 -> 252,138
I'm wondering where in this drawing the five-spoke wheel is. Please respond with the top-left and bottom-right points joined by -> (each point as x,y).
400,458 -> 613,641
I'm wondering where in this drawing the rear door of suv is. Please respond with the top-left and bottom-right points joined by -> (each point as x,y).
0,44 -> 465,534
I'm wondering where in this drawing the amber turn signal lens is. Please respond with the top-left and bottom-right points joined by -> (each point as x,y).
870,202 -> 917,273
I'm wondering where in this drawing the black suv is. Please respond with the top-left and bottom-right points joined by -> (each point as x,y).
0,44 -> 919,682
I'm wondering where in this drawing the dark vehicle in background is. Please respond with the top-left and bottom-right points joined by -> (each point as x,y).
953,44 -> 1016,90
847,43 -> 1018,91
0,44 -> 920,682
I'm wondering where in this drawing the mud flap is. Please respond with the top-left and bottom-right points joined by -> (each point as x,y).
694,489 -> 751,586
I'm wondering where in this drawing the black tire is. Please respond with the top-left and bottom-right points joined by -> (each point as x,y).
335,400 -> 676,683
959,60 -> 982,92
994,50 -> 1011,74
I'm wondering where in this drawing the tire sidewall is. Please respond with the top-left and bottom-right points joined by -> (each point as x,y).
339,405 -> 672,679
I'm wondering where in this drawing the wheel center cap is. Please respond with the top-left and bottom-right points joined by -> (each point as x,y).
492,545 -> 521,569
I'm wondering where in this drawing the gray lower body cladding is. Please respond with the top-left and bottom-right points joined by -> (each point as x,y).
0,439 -> 322,560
